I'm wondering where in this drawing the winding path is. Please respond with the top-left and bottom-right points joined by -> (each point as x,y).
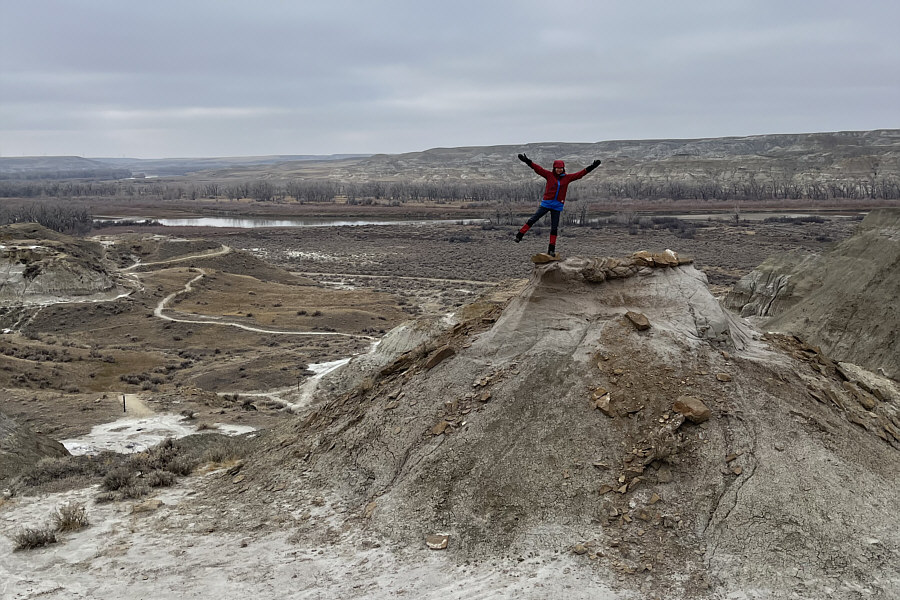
153,268 -> 377,341
291,271 -> 498,286
124,244 -> 233,271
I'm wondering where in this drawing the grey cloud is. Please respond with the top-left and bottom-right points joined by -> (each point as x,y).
1,0 -> 898,157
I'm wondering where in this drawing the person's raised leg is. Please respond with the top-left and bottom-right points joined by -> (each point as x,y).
516,206 -> 550,242
547,209 -> 561,256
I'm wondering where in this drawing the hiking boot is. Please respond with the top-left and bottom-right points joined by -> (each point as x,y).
514,232 -> 523,243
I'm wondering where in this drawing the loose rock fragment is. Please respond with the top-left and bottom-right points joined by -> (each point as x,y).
672,395 -> 711,423
424,346 -> 455,370
594,391 -> 614,417
425,534 -> 449,550
132,499 -> 163,513
625,311 -> 651,331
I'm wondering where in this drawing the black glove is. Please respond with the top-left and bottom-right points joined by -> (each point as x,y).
585,159 -> 602,173
517,153 -> 532,166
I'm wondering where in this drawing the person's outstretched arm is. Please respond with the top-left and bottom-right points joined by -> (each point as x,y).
569,159 -> 602,181
585,159 -> 602,174
518,153 -> 551,177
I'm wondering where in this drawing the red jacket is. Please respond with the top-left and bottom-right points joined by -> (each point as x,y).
528,162 -> 588,210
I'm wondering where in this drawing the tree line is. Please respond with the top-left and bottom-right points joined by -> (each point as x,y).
1,174 -> 899,203
0,201 -> 93,235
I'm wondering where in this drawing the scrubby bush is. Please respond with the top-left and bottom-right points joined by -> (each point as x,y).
200,436 -> 253,465
52,502 -> 90,532
16,454 -> 110,487
101,466 -> 135,491
13,526 -> 57,551
119,482 -> 151,499
145,470 -> 176,488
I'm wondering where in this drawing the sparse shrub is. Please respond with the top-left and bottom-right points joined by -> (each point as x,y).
165,455 -> 196,476
199,436 -> 255,465
119,482 -> 150,499
17,455 -> 104,487
13,526 -> 57,551
131,438 -> 179,472
52,502 -> 89,532
102,467 -> 135,491
145,470 -> 176,488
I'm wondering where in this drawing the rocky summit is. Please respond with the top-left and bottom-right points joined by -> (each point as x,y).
210,249 -> 899,599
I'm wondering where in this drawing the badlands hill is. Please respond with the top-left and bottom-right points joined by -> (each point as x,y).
338,128 -> 900,181
3,130 -> 897,189
190,128 -> 900,189
0,223 -> 126,307
726,208 -> 900,379
206,249 -> 899,598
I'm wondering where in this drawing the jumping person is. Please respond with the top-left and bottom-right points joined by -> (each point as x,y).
514,154 -> 602,257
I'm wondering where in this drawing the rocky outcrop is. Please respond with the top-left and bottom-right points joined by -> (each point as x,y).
724,208 -> 900,378
723,249 -> 824,318
0,223 -> 124,306
221,252 -> 899,599
0,410 -> 70,483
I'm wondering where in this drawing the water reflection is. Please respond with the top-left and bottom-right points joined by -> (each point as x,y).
97,216 -> 487,228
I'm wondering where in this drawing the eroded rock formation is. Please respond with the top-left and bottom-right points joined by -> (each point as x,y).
210,251 -> 899,599
725,208 -> 900,378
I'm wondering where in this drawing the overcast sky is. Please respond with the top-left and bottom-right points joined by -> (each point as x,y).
1,0 -> 898,158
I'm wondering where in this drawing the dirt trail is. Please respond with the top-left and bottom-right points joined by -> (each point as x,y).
123,244 -> 232,271
121,393 -> 153,417
152,268 -> 377,341
292,270 -> 499,286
